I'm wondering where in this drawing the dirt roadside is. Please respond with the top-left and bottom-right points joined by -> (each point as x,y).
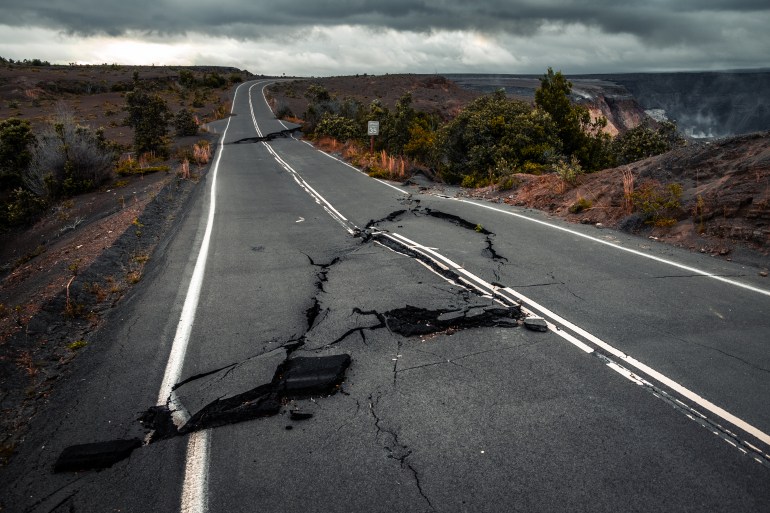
0,166 -> 205,465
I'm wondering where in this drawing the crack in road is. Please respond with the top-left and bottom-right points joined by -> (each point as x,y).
664,331 -> 770,375
229,127 -> 301,144
368,393 -> 435,511
53,208 -> 525,476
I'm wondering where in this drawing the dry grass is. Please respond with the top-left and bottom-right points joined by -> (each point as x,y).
314,137 -> 411,181
193,140 -> 211,166
622,168 -> 635,214
178,159 -> 191,180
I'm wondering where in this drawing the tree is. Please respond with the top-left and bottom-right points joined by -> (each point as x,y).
174,108 -> 199,137
124,89 -> 172,156
535,68 -> 611,171
0,118 -> 35,192
435,90 -> 561,184
380,92 -> 417,155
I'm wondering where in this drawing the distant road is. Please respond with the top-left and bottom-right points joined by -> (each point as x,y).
4,80 -> 769,513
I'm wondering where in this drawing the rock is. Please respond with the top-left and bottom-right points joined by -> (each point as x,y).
523,317 -> 548,332
760,270 -> 768,277
595,223 -> 604,229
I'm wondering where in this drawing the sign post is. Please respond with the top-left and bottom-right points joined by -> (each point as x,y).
367,121 -> 380,153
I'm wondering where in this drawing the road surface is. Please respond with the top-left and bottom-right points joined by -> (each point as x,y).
3,80 -> 770,512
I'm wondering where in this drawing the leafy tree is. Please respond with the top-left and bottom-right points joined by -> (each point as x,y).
404,117 -> 437,165
174,108 -> 199,137
535,68 -> 611,171
380,92 -> 417,155
124,89 -> 172,156
0,118 -> 35,192
611,120 -> 686,165
435,90 -> 561,184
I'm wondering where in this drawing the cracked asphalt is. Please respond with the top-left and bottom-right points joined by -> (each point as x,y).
2,80 -> 770,512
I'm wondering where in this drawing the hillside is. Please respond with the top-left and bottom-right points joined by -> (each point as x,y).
467,132 -> 770,265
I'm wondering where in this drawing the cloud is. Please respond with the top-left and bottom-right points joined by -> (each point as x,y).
3,1 -> 768,41
0,1 -> 767,75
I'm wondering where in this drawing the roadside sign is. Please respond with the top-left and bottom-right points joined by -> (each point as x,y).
367,121 -> 380,136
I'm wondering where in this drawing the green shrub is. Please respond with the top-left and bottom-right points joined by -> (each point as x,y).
115,159 -> 169,176
553,155 -> 584,186
174,108 -> 198,137
2,188 -> 47,227
367,168 -> 390,180
124,89 -> 171,157
631,181 -> 683,225
497,175 -> 520,191
315,113 -> 359,142
435,90 -> 561,185
0,118 -> 34,192
569,197 -> 593,214
611,121 -> 686,165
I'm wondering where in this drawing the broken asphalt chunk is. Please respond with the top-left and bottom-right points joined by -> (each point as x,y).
275,354 -> 352,396
290,411 -> 314,421
140,354 -> 352,438
524,317 -> 549,332
54,438 -> 142,473
385,304 -> 521,337
179,383 -> 281,435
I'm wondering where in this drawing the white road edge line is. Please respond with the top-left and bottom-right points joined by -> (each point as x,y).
180,430 -> 210,513
161,79 -> 258,513
451,197 -> 770,298
383,231 -> 770,450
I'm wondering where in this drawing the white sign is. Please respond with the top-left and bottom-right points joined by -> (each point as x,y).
367,121 -> 380,136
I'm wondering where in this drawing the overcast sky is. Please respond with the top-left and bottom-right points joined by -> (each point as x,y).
1,1 -> 768,75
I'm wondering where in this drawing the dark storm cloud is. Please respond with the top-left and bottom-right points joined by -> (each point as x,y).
3,0 -> 767,44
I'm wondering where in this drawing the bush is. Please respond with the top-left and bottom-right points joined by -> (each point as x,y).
535,68 -> 612,171
631,181 -> 683,226
315,113 -> 359,142
553,155 -> 583,187
124,89 -> 171,157
26,109 -> 115,197
174,108 -> 198,137
2,188 -> 47,228
569,197 -> 593,214
611,121 -> 686,165
275,100 -> 294,120
0,118 -> 34,193
115,155 -> 169,176
435,90 -> 561,184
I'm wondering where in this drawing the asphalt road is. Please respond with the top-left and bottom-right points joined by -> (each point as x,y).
3,80 -> 770,513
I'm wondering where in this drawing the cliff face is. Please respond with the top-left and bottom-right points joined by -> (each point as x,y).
448,71 -> 770,139
582,71 -> 770,138
585,94 -> 650,136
